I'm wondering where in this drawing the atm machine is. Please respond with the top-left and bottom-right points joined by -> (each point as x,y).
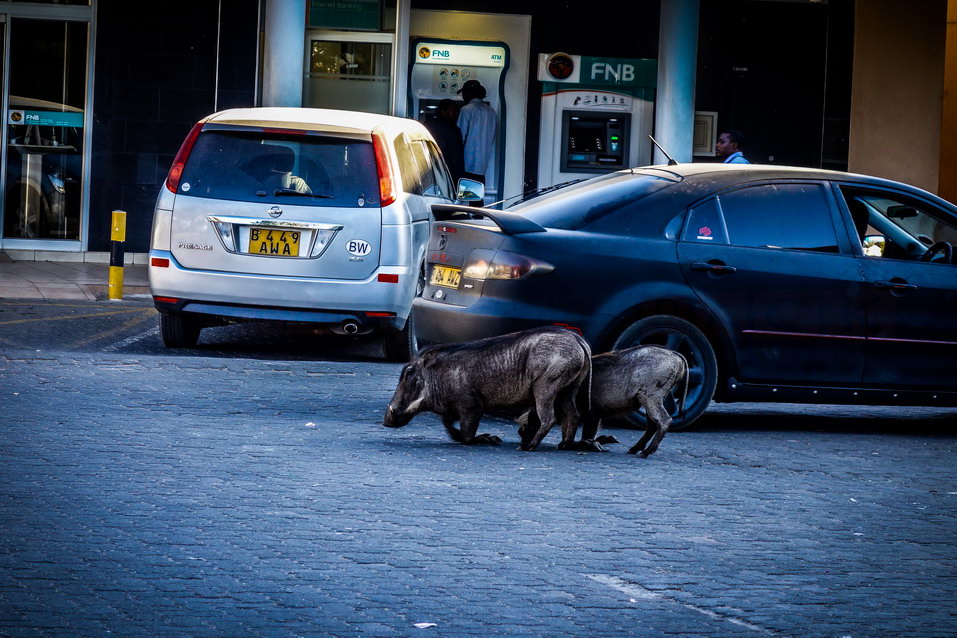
537,52 -> 657,188
408,38 -> 509,203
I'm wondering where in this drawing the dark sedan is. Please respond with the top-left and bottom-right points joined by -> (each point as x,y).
413,164 -> 957,429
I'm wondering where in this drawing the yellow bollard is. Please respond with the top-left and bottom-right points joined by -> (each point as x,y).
108,210 -> 126,300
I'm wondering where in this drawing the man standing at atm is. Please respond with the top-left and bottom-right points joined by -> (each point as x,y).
456,79 -> 497,200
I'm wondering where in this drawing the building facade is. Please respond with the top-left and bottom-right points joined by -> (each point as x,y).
0,0 -> 952,261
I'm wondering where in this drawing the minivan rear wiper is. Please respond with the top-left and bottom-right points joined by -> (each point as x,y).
271,188 -> 334,199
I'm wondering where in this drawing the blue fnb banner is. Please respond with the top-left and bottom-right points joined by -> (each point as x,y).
9,109 -> 84,128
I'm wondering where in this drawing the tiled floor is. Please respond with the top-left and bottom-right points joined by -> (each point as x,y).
0,257 -> 150,301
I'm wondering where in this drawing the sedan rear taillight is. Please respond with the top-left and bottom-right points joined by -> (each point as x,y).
462,249 -> 554,280
165,121 -> 204,193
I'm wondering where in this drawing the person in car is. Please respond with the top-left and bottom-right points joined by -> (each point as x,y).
247,147 -> 312,194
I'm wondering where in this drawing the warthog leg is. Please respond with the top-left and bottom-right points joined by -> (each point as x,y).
517,410 -> 540,449
554,388 -> 608,452
579,415 -> 619,448
450,415 -> 502,446
627,399 -> 671,458
521,389 -> 560,451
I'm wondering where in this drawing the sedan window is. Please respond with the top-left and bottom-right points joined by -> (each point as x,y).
682,198 -> 729,244
717,183 -> 840,253
839,186 -> 957,262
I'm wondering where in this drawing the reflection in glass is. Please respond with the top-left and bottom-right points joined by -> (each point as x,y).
4,19 -> 87,240
303,39 -> 392,114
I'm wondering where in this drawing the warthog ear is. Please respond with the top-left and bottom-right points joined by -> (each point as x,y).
418,346 -> 442,368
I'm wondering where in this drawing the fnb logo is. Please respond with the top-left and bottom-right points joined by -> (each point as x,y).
431,49 -> 450,59
418,46 -> 431,59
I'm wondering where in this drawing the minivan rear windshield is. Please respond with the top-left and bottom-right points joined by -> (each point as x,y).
177,129 -> 380,208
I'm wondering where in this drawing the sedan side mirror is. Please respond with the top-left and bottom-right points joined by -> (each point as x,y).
863,234 -> 885,257
456,178 -> 485,203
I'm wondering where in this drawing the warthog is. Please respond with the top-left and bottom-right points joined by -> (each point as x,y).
383,326 -> 592,450
579,345 -> 689,457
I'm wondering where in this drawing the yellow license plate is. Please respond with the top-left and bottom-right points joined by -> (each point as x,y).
248,227 -> 301,257
430,264 -> 461,289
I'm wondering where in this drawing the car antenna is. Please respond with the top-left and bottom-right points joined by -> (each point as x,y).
648,135 -> 679,166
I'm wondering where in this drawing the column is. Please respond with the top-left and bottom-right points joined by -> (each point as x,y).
654,0 -> 699,164
263,0 -> 306,107
940,0 -> 957,202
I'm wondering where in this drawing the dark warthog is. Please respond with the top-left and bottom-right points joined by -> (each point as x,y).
580,345 -> 689,457
382,326 -> 592,450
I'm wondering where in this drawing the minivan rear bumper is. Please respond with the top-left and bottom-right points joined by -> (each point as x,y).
149,250 -> 413,331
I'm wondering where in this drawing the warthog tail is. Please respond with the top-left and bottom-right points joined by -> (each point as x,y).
677,352 -> 690,418
575,332 -> 592,412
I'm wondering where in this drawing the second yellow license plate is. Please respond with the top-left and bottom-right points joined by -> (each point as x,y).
248,227 -> 301,257
430,264 -> 461,289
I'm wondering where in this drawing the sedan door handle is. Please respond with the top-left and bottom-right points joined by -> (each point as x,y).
691,261 -> 737,274
873,279 -> 918,291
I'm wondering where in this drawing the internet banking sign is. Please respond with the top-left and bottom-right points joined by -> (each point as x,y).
9,109 -> 84,128
416,42 -> 506,68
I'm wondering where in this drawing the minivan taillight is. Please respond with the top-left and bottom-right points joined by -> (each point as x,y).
165,121 -> 204,193
372,130 -> 396,207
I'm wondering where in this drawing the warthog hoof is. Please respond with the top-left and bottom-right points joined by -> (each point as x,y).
557,440 -> 607,452
469,433 -> 502,445
595,435 -> 619,445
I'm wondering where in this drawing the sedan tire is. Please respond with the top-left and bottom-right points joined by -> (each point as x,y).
610,314 -> 718,431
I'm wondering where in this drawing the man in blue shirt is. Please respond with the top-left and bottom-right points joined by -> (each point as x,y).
456,80 -> 497,188
716,129 -> 750,164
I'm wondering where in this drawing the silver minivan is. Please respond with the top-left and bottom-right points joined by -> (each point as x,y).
148,107 -> 459,361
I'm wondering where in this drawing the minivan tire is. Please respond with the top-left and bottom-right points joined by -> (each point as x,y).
610,314 -> 718,431
383,313 -> 418,362
161,311 -> 202,348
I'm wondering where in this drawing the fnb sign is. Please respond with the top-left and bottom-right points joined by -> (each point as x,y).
590,62 -> 636,83
415,41 -> 507,68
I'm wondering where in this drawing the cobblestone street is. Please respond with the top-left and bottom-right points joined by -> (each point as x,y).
1,349 -> 955,636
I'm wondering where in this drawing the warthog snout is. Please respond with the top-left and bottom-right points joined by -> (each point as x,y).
382,404 -> 412,428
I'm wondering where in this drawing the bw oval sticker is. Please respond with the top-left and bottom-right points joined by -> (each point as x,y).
346,239 -> 372,256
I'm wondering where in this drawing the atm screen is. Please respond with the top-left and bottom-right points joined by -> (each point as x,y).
561,111 -> 630,174
568,121 -> 605,153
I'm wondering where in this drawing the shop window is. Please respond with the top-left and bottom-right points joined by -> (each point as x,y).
3,18 -> 88,241
303,37 -> 392,115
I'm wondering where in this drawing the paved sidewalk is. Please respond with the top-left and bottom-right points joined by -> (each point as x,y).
0,252 -> 149,301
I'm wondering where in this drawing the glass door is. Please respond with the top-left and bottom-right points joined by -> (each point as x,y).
303,31 -> 393,114
2,17 -> 87,242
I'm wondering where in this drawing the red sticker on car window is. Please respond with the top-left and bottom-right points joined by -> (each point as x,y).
697,226 -> 714,240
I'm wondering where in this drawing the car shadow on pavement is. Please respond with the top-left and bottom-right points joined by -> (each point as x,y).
180,322 -> 389,362
686,403 -> 957,436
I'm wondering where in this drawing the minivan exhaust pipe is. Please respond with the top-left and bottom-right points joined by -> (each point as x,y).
343,321 -> 360,334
